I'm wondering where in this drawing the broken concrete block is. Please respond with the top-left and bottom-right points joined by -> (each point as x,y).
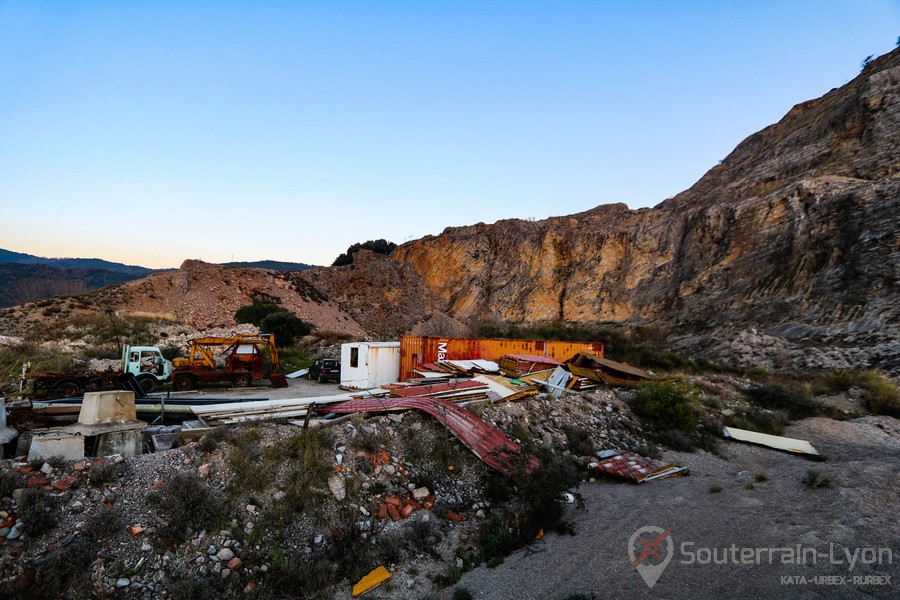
412,487 -> 429,501
27,431 -> 84,462
79,391 -> 137,424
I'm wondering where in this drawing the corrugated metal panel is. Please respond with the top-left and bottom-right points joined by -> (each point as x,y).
399,336 -> 603,381
723,427 -> 820,455
570,352 -> 653,380
328,396 -> 539,477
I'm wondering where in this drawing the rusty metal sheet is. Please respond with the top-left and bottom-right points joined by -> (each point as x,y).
499,354 -> 563,377
570,353 -> 653,379
389,380 -> 487,398
328,396 -> 539,477
400,336 -> 603,381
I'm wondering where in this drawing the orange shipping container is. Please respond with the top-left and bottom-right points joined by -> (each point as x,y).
399,335 -> 604,381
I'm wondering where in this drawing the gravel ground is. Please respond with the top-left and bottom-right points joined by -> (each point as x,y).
442,416 -> 900,600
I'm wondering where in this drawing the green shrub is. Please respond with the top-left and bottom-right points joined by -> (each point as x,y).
148,472 -> 226,540
817,369 -> 859,394
197,428 -> 225,453
234,303 -> 284,327
88,461 -> 120,486
159,342 -> 185,361
28,535 -> 97,597
563,426 -> 595,457
82,507 -> 122,540
478,515 -> 516,563
861,372 -> 900,417
453,588 -> 474,600
725,407 -> 790,436
260,310 -> 313,347
0,470 -> 23,499
744,383 -> 820,420
653,429 -> 697,452
803,469 -> 833,489
332,239 -> 397,266
629,382 -> 700,434
17,487 -> 56,537
277,346 -> 313,372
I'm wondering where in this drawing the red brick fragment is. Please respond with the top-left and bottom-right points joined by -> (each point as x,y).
387,504 -> 400,522
400,504 -> 414,518
446,511 -> 463,522
384,496 -> 401,507
26,477 -> 49,488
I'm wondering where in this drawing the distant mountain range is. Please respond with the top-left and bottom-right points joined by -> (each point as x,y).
0,249 -> 316,308
0,248 -> 156,276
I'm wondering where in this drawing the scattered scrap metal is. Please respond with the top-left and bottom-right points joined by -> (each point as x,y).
327,396 -> 540,478
587,451 -> 686,483
566,352 -> 655,387
722,426 -> 821,456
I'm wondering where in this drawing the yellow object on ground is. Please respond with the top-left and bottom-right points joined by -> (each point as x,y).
352,565 -> 392,597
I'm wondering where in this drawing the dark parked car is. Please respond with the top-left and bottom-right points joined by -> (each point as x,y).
309,358 -> 341,383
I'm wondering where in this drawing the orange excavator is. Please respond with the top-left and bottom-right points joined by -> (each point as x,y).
170,333 -> 288,391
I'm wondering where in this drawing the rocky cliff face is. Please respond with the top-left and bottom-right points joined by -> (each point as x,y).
391,49 -> 900,373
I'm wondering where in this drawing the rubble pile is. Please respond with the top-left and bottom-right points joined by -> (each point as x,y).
0,379 -> 669,599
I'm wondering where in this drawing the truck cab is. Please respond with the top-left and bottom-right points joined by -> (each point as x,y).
121,346 -> 172,393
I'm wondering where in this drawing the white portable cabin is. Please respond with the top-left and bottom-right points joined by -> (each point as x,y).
340,342 -> 401,389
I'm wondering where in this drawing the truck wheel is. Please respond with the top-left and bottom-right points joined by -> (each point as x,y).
56,380 -> 81,398
231,374 -> 252,388
173,375 -> 195,391
137,376 -> 156,393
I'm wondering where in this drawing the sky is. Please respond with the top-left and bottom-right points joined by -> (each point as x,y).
1,1 -> 898,268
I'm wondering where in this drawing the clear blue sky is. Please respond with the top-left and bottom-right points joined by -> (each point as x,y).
1,1 -> 897,268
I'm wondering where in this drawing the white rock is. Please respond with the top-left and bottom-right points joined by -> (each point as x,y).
328,475 -> 346,501
216,548 -> 235,562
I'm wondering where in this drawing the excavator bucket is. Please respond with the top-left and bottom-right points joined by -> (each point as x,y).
269,373 -> 288,388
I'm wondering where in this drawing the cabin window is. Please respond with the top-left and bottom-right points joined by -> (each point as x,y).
350,347 -> 359,368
